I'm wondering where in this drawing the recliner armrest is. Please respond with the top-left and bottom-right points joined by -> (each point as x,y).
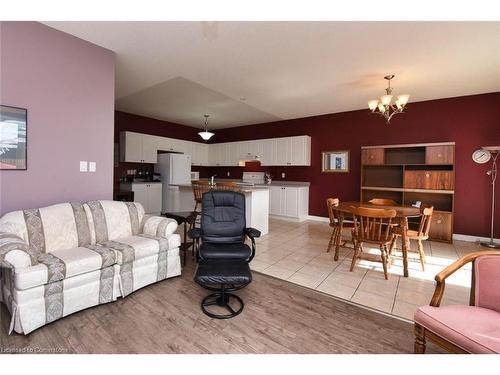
188,228 -> 203,239
245,227 -> 261,239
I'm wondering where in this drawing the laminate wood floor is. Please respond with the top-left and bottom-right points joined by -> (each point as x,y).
0,260 -> 443,354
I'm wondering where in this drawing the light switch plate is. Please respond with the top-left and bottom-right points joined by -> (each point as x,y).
89,162 -> 96,172
281,172 -> 285,178
80,161 -> 88,172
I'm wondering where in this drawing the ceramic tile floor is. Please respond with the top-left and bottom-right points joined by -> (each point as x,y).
177,217 -> 481,321
249,218 -> 480,321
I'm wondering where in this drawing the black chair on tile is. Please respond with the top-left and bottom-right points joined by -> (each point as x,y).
188,190 -> 260,319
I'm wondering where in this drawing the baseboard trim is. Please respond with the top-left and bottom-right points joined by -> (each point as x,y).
307,215 -> 498,244
452,233 -> 500,243
307,215 -> 329,223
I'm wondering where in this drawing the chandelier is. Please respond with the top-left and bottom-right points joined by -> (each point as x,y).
368,75 -> 410,124
198,114 -> 214,141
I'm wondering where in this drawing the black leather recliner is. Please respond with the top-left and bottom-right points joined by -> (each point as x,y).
189,190 -> 261,319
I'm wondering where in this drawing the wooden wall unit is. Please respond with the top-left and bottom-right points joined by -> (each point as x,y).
361,142 -> 455,242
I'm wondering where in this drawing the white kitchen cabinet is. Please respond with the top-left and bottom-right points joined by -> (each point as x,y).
209,143 -> 231,166
229,142 -> 242,165
120,131 -> 310,167
157,137 -> 180,153
120,182 -> 163,214
191,142 -> 209,166
269,186 -> 284,216
268,185 -> 309,221
260,139 -> 275,166
275,138 -> 289,166
289,136 -> 311,166
120,132 -> 159,163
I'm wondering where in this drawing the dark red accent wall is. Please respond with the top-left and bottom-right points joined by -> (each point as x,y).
207,92 -> 500,238
114,92 -> 500,238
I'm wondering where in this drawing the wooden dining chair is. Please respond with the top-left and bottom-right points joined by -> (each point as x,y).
368,198 -> 398,206
390,205 -> 434,271
326,198 -> 353,260
350,206 -> 397,280
192,181 -> 211,212
214,181 -> 241,192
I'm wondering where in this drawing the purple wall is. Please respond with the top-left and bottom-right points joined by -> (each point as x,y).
0,22 -> 115,215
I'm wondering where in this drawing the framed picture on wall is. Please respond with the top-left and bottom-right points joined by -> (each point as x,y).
0,105 -> 27,170
322,150 -> 349,173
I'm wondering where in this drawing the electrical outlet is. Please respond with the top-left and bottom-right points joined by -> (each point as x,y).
80,161 -> 88,172
227,171 -> 230,177
89,162 -> 97,172
281,172 -> 285,179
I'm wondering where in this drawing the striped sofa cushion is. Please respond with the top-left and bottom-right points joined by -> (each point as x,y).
0,202 -> 92,255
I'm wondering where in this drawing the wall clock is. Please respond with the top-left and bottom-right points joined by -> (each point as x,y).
472,148 -> 491,164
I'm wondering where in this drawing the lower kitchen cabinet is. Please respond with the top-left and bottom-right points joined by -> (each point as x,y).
269,186 -> 309,221
120,182 -> 162,215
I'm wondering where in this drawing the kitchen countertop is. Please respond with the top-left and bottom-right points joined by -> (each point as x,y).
120,181 -> 162,185
256,181 -> 310,187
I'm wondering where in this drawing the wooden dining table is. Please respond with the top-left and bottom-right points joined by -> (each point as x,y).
334,201 -> 422,277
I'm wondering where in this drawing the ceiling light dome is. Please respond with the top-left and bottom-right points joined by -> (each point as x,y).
198,114 -> 214,141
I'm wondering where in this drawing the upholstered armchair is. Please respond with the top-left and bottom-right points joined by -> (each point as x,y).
414,250 -> 500,354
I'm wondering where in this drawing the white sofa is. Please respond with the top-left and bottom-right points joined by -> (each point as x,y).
0,200 -> 181,334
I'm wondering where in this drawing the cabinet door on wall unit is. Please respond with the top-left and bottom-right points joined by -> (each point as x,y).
362,148 -> 385,165
146,184 -> 163,214
142,135 -> 159,163
284,187 -> 299,217
289,136 -> 311,166
131,184 -> 148,211
120,132 -> 143,163
260,139 -> 276,166
275,138 -> 289,166
269,186 -> 283,215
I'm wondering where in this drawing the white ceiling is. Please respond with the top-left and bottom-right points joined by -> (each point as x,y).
44,21 -> 500,129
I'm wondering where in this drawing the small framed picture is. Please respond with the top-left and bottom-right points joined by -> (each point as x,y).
1,105 -> 27,170
322,150 -> 350,173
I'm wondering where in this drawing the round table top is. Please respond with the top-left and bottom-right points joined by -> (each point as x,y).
336,201 -> 421,218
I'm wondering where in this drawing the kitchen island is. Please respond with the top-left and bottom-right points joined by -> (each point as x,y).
172,184 -> 269,236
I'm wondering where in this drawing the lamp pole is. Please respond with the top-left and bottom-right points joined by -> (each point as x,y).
481,149 -> 500,248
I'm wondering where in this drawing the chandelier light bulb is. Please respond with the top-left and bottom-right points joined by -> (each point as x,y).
397,94 -> 410,106
368,100 -> 379,111
380,94 -> 393,106
377,103 -> 386,113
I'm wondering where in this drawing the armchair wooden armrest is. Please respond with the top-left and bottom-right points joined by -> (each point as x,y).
430,250 -> 500,307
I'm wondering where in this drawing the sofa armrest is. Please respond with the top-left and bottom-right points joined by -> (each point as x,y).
141,216 -> 178,238
0,233 -> 39,269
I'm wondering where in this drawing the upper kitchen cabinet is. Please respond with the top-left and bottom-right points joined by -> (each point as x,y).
191,142 -> 209,166
120,131 -> 159,163
289,136 -> 311,166
262,135 -> 311,166
209,142 -> 230,166
157,136 -> 181,153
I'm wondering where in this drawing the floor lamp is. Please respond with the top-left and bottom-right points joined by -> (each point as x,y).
473,146 -> 500,248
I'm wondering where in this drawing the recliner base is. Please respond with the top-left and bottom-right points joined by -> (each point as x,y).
201,288 -> 244,319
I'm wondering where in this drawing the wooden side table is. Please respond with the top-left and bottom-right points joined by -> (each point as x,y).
162,211 -> 198,266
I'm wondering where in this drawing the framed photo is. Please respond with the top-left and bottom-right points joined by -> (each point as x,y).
0,105 -> 27,170
322,150 -> 349,173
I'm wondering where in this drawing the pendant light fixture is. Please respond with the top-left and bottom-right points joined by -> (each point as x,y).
198,114 -> 215,141
368,75 -> 410,124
